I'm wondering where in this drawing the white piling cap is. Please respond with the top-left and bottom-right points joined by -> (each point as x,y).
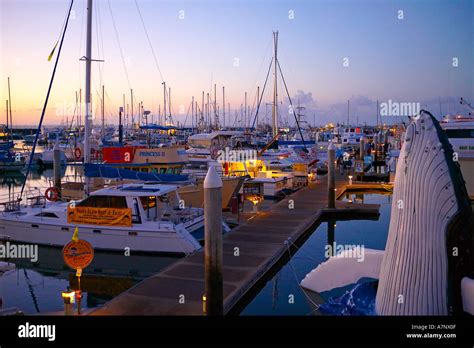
328,141 -> 336,150
204,164 -> 223,189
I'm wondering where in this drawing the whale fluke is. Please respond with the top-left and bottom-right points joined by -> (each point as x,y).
375,110 -> 474,315
300,248 -> 384,293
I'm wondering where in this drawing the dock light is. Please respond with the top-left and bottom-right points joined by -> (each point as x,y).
75,290 -> 83,315
348,175 -> 353,185
251,199 -> 260,213
202,295 -> 207,315
62,287 -> 75,316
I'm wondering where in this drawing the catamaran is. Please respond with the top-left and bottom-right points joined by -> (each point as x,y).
0,183 -> 217,255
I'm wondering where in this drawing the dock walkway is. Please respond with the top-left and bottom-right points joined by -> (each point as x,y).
92,175 -> 380,315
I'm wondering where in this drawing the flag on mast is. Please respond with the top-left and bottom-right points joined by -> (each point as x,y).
47,41 -> 59,61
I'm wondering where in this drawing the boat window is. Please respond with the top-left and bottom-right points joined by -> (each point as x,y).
185,161 -> 208,170
139,196 -> 161,220
159,168 -> 166,174
167,167 -> 174,174
132,198 -> 142,224
77,195 -> 127,208
444,129 -> 474,138
140,196 -> 157,209
35,212 -> 59,218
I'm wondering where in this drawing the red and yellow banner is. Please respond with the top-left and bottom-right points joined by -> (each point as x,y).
67,207 -> 132,227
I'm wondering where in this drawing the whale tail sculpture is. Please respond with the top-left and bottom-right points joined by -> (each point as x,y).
301,110 -> 474,315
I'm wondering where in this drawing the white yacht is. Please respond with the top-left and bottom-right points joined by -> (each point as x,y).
440,114 -> 474,198
0,183 -> 215,255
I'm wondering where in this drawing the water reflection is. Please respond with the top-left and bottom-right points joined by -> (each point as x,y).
0,167 -> 180,314
1,244 -> 179,314
241,193 -> 392,315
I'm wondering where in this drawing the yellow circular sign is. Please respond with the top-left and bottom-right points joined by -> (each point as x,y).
62,239 -> 94,270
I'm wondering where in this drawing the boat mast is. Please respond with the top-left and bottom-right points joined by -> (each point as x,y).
191,96 -> 195,131
130,89 -> 134,129
79,88 -> 82,129
222,86 -> 225,129
101,85 -> 105,139
168,86 -> 172,124
214,84 -> 218,130
207,92 -> 210,129
5,100 -> 8,136
162,82 -> 166,125
256,86 -> 260,130
84,0 -> 93,195
347,100 -> 350,126
376,99 -> 379,129
244,91 -> 247,129
7,77 -> 13,145
272,31 -> 279,137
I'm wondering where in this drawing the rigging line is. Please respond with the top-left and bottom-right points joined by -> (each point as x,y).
19,0 -> 74,201
107,0 -> 132,90
97,0 -> 106,83
94,0 -> 103,90
250,56 -> 273,130
236,37 -> 273,126
134,0 -> 165,83
284,240 -> 321,312
285,236 -> 319,263
78,0 -> 86,92
183,101 -> 192,127
246,37 -> 273,121
277,60 -> 308,151
23,269 -> 40,313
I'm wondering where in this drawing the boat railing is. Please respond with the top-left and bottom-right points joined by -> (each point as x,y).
0,187 -> 44,212
189,169 -> 248,179
0,200 -> 21,212
160,206 -> 204,225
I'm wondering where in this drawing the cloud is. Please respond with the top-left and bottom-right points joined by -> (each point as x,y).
291,90 -> 317,108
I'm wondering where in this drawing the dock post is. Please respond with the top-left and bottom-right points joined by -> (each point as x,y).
327,220 -> 335,256
328,141 -> 336,208
203,165 -> 224,315
53,143 -> 62,199
359,136 -> 365,160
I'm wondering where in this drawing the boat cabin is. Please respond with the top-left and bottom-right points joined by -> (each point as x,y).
77,183 -> 193,224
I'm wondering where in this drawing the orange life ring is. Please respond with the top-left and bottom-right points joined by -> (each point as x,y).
74,147 -> 82,160
45,187 -> 59,202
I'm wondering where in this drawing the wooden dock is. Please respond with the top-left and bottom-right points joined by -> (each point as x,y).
91,176 -> 380,315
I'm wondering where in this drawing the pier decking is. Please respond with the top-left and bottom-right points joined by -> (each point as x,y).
91,176 -> 381,315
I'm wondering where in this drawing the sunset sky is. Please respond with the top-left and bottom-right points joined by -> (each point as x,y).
0,0 -> 473,126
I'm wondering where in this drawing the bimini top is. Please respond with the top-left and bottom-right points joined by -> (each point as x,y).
188,131 -> 243,141
91,183 -> 178,197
